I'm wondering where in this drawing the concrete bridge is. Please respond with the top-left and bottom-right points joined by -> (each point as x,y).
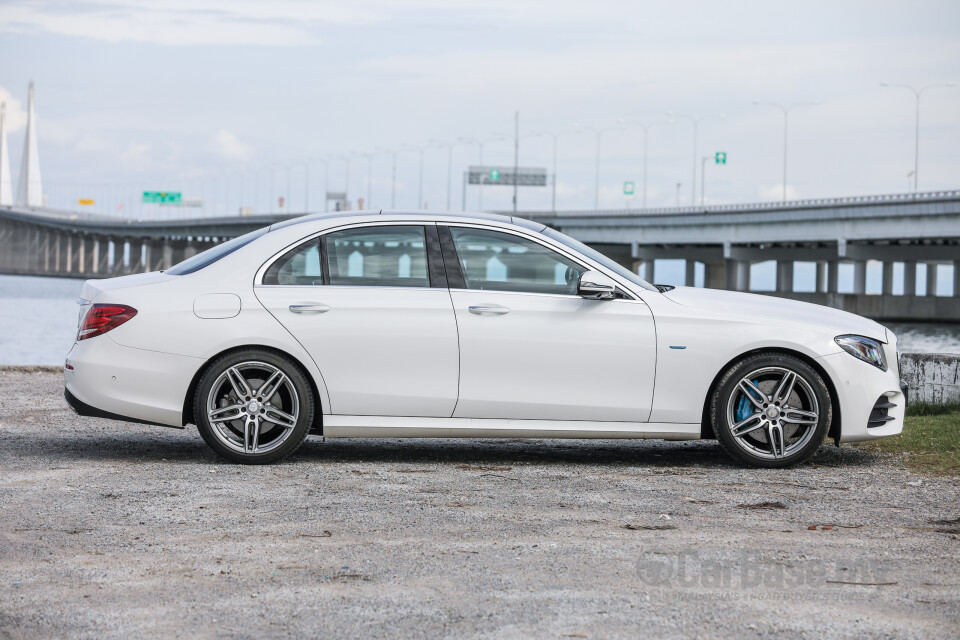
528,190 -> 960,321
2,190 -> 959,321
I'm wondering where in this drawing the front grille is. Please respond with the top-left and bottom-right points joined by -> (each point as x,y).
867,395 -> 896,429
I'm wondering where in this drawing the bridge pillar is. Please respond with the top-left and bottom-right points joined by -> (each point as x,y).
704,261 -> 726,289
144,240 -> 161,272
41,228 -> 52,273
815,261 -> 827,293
643,260 -> 655,283
827,261 -> 839,294
95,237 -> 109,274
903,261 -> 916,296
853,260 -> 866,295
776,260 -> 793,293
926,263 -> 938,297
882,261 -> 894,296
128,239 -> 145,273
684,260 -> 696,287
66,235 -> 74,274
183,241 -> 198,260
81,236 -> 95,275
955,261 -> 960,298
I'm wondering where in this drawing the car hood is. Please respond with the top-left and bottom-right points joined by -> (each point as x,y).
660,286 -> 887,343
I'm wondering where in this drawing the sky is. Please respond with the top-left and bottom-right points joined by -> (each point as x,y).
1,0 -> 959,216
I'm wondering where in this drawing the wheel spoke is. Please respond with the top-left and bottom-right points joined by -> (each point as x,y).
227,367 -> 253,399
256,370 -> 286,402
768,422 -> 785,458
773,371 -> 797,405
781,408 -> 818,425
731,413 -> 765,437
264,406 -> 297,430
244,417 -> 260,453
208,404 -> 244,423
737,379 -> 766,409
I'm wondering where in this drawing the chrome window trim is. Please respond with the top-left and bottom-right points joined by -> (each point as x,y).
255,220 -> 437,287
444,223 -> 640,301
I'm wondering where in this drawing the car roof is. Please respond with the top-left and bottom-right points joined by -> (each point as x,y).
269,210 -> 546,233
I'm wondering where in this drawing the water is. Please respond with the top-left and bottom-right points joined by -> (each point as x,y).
0,274 -> 958,366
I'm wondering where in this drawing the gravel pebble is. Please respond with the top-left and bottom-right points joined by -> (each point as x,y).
1,371 -> 958,639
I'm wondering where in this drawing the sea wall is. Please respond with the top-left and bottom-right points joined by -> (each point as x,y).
901,353 -> 960,405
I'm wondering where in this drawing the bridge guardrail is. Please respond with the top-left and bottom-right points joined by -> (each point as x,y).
522,190 -> 960,219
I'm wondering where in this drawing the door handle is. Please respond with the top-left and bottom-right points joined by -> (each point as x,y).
468,304 -> 510,316
289,303 -> 330,314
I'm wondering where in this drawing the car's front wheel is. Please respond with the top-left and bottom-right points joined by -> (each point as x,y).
194,349 -> 314,464
711,353 -> 832,468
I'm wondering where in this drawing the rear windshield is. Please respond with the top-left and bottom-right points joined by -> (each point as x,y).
166,228 -> 269,275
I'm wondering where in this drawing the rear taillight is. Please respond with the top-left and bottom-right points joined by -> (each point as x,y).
78,304 -> 138,341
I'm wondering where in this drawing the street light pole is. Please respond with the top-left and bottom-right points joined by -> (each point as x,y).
700,156 -> 709,206
624,120 -> 673,209
374,149 -> 397,209
430,139 -> 453,210
351,151 -> 373,209
668,112 -> 725,206
459,136 -> 508,210
575,123 -> 626,211
307,158 -> 328,212
880,82 -> 955,192
752,101 -> 818,202
329,154 -> 349,208
528,129 -> 579,212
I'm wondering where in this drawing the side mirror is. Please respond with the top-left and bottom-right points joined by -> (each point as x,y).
578,270 -> 618,300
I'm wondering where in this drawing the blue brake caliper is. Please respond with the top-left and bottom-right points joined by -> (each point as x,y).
735,380 -> 760,422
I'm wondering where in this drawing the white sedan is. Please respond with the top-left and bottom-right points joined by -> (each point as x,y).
64,211 -> 906,467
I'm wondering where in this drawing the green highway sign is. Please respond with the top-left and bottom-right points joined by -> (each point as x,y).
623,181 -> 635,196
489,169 -> 501,182
715,152 -> 727,165
142,191 -> 182,204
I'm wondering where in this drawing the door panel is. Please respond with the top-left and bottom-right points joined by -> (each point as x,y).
256,287 -> 459,417
450,290 -> 656,422
254,224 -> 458,418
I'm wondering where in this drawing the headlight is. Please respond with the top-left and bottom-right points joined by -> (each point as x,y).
835,335 -> 887,371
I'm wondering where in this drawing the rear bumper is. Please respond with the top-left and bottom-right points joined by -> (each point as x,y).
64,387 -> 177,428
64,335 -> 202,428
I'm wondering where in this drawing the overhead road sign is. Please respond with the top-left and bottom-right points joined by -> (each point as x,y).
467,166 -> 547,186
715,152 -> 727,165
142,191 -> 181,204
623,181 -> 635,196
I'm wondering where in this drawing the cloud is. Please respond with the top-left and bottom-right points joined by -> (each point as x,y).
120,143 -> 152,171
0,86 -> 28,132
212,129 -> 252,161
0,0 -> 380,46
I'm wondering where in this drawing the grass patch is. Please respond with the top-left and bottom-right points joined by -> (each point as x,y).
855,409 -> 960,476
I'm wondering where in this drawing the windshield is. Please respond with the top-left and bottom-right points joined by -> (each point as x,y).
542,227 -> 658,292
166,228 -> 269,275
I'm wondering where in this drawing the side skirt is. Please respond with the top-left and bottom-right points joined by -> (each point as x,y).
322,415 -> 701,440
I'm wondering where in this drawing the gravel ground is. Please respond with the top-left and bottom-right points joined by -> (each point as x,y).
1,369 -> 958,639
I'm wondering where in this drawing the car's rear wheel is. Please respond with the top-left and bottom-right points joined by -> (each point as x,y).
711,353 -> 831,468
194,349 -> 314,464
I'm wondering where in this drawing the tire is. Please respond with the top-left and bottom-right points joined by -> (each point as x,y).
194,349 -> 314,464
710,352 -> 832,468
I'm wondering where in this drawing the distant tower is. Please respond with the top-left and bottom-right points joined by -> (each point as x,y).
16,82 -> 43,207
0,102 -> 12,205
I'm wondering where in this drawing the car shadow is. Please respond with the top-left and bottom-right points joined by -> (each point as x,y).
4,422 -> 885,472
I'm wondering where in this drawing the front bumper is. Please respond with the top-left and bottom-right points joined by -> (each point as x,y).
816,345 -> 906,444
